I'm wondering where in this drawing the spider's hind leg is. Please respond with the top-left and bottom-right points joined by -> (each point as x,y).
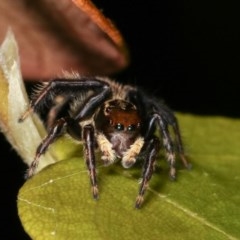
157,104 -> 191,169
156,114 -> 178,180
26,117 -> 69,178
127,89 -> 190,178
156,107 -> 191,179
46,95 -> 71,130
171,119 -> 191,170
145,111 -> 190,181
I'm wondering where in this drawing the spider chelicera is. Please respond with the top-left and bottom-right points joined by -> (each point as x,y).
19,75 -> 190,208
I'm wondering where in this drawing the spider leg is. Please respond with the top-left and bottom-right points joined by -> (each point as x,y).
171,120 -> 191,169
46,95 -> 71,129
26,117 -> 68,178
73,83 -> 110,121
18,78 -> 111,122
83,125 -> 98,199
157,114 -> 178,180
144,113 -> 178,180
135,137 -> 160,208
154,105 -> 191,169
127,89 -> 190,174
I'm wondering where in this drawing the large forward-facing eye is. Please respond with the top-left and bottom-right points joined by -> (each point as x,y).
127,124 -> 136,131
115,123 -> 124,131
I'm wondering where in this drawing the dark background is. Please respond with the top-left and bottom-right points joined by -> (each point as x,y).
1,1 -> 239,239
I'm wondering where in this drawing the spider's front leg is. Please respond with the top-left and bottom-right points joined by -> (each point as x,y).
83,125 -> 98,199
18,78 -> 111,122
135,137 -> 160,208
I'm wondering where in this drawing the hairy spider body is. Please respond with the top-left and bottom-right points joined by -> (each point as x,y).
19,75 -> 190,208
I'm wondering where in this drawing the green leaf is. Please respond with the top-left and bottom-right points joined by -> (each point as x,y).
18,114 -> 240,240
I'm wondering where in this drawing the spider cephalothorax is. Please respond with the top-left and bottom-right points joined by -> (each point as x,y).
19,76 -> 190,208
95,99 -> 142,161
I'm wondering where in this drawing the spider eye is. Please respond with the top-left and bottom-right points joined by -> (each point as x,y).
115,123 -> 124,131
127,125 -> 136,131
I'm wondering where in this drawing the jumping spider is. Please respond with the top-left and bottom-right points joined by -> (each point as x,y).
19,76 -> 190,208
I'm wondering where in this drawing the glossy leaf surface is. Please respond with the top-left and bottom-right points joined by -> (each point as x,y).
18,114 -> 240,240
